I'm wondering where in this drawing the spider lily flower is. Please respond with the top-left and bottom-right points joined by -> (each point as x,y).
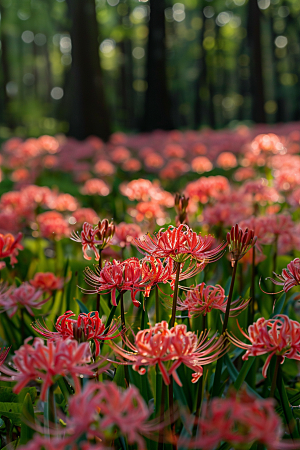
18,435 -> 110,450
109,321 -> 226,386
178,389 -> 293,450
141,256 -> 174,297
228,315 -> 300,378
0,232 -> 23,267
227,224 -> 257,267
84,258 -> 150,307
176,282 -> 250,318
268,257 -> 300,293
30,272 -> 65,293
112,222 -> 142,248
0,337 -> 104,400
0,282 -> 49,318
44,381 -> 165,449
133,224 -> 226,264
71,219 -> 115,261
142,256 -> 206,295
32,310 -> 121,356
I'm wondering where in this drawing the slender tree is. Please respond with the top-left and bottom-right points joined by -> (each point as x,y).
65,0 -> 111,140
142,0 -> 173,131
247,0 -> 266,123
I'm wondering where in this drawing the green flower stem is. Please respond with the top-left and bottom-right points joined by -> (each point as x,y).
155,285 -> 159,323
170,262 -> 181,328
169,377 -> 176,450
96,249 -> 103,315
249,246 -> 255,326
45,384 -> 57,434
195,314 -> 207,416
120,291 -> 130,387
212,261 -> 238,397
270,355 -> 281,398
158,377 -> 166,450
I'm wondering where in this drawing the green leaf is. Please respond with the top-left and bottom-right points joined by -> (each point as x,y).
76,298 -> 89,314
20,393 -> 35,445
233,358 -> 255,391
224,354 -> 262,398
1,440 -> 18,450
0,387 -> 37,404
271,292 -> 286,317
0,402 -> 23,425
15,277 -> 22,288
277,367 -> 299,439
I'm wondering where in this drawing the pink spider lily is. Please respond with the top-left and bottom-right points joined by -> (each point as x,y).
267,257 -> 300,293
227,224 -> 257,267
32,310 -> 121,356
84,258 -> 150,307
18,435 -> 109,450
0,282 -> 49,318
108,321 -> 226,386
141,256 -> 174,297
28,381 -> 166,450
133,224 -> 226,264
0,337 -> 104,400
0,232 -> 23,266
141,256 -> 206,296
228,315 -> 300,378
71,219 -> 115,261
29,272 -> 65,293
178,389 -> 293,450
176,282 -> 250,318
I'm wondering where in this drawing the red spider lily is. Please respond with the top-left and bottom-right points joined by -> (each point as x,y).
0,282 -> 49,318
228,315 -> 300,378
71,219 -> 115,261
176,282 -> 250,318
227,224 -> 257,267
30,272 -> 65,293
141,256 -> 174,296
109,321 -> 226,386
32,310 -> 121,356
37,211 -> 70,240
179,389 -> 289,450
267,257 -> 300,293
142,256 -> 205,295
18,435 -> 109,450
0,337 -> 104,400
133,224 -> 226,264
29,381 -> 166,450
112,222 -> 142,248
84,258 -> 150,307
0,232 -> 23,266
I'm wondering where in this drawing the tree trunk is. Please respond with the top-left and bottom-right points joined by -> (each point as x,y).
65,0 -> 111,140
142,0 -> 173,131
247,0 -> 266,123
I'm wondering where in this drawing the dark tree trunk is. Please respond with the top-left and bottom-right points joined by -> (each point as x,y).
141,0 -> 173,131
247,0 -> 266,123
65,0 -> 111,140
0,4 -> 14,128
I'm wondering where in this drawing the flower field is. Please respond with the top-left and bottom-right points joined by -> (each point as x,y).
1,123 -> 300,449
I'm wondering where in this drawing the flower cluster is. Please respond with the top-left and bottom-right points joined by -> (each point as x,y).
229,315 -> 300,377
110,321 -> 225,385
32,310 -> 120,356
0,337 -> 101,400
176,282 -> 250,318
